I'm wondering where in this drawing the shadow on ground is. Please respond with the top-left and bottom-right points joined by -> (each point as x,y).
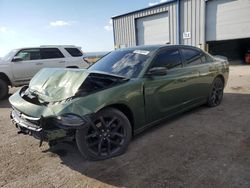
46,93 -> 250,188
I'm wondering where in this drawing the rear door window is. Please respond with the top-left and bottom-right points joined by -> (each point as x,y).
181,48 -> 202,66
65,48 -> 83,57
41,48 -> 64,59
151,48 -> 182,70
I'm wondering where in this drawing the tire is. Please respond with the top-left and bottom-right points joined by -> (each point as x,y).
0,79 -> 9,100
76,107 -> 132,160
207,77 -> 224,107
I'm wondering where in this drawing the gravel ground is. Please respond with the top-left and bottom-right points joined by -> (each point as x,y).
0,65 -> 249,188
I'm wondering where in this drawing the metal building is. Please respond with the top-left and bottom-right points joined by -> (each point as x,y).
112,0 -> 250,60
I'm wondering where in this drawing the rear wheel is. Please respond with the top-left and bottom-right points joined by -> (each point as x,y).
0,79 -> 9,100
76,108 -> 132,160
207,77 -> 224,107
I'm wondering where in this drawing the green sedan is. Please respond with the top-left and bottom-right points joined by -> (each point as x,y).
9,45 -> 229,160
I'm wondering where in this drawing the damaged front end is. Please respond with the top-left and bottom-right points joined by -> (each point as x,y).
10,105 -> 92,146
10,108 -> 66,146
9,68 -> 128,146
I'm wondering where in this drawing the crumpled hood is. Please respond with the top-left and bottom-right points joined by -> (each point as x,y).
28,68 -> 128,103
29,68 -> 89,102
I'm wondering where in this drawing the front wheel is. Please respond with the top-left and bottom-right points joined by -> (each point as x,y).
207,77 -> 224,107
76,108 -> 132,160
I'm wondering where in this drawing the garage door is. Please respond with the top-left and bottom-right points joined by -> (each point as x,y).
206,0 -> 250,41
136,12 -> 169,45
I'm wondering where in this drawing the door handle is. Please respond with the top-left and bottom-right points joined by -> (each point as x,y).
36,62 -> 43,65
58,61 -> 66,63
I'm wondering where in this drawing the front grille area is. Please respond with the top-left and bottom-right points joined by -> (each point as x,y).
10,108 -> 42,132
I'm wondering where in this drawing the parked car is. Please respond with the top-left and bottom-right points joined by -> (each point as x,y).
9,45 -> 229,160
0,45 -> 89,99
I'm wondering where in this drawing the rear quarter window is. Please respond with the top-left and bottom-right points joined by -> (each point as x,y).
205,54 -> 215,62
65,48 -> 83,57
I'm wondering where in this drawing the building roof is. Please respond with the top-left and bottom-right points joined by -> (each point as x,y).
112,0 -> 177,19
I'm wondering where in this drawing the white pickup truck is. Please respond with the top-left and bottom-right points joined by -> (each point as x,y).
0,45 -> 89,99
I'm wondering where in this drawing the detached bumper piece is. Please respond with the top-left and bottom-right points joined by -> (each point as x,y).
10,109 -> 67,146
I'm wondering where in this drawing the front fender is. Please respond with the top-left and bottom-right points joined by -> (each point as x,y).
9,89 -> 54,117
59,79 -> 145,129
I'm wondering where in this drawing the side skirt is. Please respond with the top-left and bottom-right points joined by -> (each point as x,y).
133,100 -> 206,135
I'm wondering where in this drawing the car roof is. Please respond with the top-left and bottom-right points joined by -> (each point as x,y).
40,45 -> 81,48
13,45 -> 81,51
116,44 -> 201,52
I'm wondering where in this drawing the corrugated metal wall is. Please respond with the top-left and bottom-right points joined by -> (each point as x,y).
112,0 -> 206,49
113,2 -> 178,48
179,0 -> 205,48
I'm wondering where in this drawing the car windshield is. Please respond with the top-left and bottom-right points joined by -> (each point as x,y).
88,49 -> 153,78
2,49 -> 18,62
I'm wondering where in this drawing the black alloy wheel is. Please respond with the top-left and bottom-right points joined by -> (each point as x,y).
76,108 -> 132,160
207,77 -> 224,107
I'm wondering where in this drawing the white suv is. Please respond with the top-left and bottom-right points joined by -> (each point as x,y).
0,45 -> 89,99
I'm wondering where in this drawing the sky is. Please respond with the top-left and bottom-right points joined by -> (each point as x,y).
0,0 -> 169,57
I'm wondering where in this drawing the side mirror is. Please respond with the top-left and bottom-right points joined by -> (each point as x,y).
147,67 -> 168,76
12,56 -> 23,62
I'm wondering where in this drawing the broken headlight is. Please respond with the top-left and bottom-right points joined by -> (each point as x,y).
54,114 -> 86,128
